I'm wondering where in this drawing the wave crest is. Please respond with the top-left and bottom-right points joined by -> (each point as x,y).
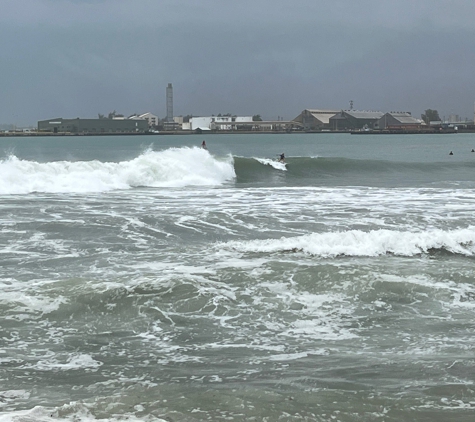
0,147 -> 235,194
220,228 -> 475,257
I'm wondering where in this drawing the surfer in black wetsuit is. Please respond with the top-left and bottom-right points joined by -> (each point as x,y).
201,140 -> 207,150
279,153 -> 285,163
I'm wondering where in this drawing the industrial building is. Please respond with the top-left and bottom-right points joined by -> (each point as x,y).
181,116 -> 298,132
292,109 -> 339,131
188,116 -> 254,131
37,117 -> 149,134
129,112 -> 158,127
329,110 -> 384,131
377,112 -> 425,130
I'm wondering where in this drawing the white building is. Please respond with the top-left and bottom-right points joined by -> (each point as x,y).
129,112 -> 159,127
189,117 -> 212,131
189,116 -> 253,131
447,114 -> 460,123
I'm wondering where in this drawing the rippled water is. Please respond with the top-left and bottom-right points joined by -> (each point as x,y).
1,133 -> 475,421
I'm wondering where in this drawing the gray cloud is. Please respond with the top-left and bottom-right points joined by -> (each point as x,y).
1,0 -> 475,125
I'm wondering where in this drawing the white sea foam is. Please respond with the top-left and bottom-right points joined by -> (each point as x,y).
5,293 -> 67,317
255,157 -> 287,170
0,403 -> 167,421
220,228 -> 475,257
31,353 -> 103,372
258,281 -> 358,340
0,390 -> 30,411
0,147 -> 235,194
267,351 -> 309,361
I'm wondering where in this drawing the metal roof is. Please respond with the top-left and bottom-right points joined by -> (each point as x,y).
306,109 -> 339,114
345,110 -> 384,119
394,116 -> 422,124
306,110 -> 339,124
386,112 -> 422,124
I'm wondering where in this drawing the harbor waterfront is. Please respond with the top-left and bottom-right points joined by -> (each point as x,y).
1,133 -> 475,421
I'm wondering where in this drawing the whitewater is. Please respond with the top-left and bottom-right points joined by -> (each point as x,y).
1,133 -> 475,421
0,147 -> 235,194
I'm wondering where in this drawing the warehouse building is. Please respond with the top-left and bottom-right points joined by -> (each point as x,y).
292,109 -> 339,131
377,112 -> 425,130
38,118 -> 149,134
329,110 -> 384,131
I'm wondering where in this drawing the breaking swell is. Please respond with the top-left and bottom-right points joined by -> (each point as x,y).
0,147 -> 235,194
220,228 -> 475,258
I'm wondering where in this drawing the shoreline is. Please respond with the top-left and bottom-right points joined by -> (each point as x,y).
1,129 -> 473,137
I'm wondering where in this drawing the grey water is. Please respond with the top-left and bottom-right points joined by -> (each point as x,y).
0,133 -> 475,421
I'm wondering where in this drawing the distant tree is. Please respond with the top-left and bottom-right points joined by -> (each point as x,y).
98,113 -> 105,119
421,109 -> 441,124
253,114 -> 263,121
107,110 -> 124,119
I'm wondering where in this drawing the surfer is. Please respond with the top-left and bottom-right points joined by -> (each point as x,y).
201,140 -> 207,150
449,151 -> 453,155
278,152 -> 285,163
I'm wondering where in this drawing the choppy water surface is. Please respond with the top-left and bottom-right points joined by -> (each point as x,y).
0,133 -> 475,421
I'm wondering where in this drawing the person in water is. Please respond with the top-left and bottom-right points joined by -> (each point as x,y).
449,151 -> 453,155
279,153 -> 285,162
201,140 -> 207,149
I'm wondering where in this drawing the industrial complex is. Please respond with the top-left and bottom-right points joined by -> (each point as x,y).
37,117 -> 150,134
19,83 -> 475,136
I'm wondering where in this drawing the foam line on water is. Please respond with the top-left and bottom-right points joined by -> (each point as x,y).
254,157 -> 287,171
219,228 -> 475,257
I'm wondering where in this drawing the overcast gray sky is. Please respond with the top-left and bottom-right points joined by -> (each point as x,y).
2,0 -> 474,125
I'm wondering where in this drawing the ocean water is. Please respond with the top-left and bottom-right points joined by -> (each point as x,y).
0,133 -> 474,421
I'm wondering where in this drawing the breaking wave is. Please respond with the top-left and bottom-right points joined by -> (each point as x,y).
220,228 -> 475,258
3,151 -> 475,194
0,147 -> 235,194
